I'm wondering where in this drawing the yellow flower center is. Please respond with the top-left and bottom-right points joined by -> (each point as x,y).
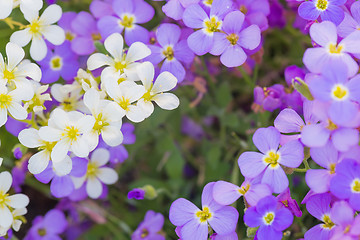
316,0 -> 328,11
140,228 -> 149,238
240,5 -> 248,14
91,33 -> 102,41
326,119 -> 338,130
263,151 -> 280,168
202,0 -> 213,7
331,85 -> 348,100
38,228 -> 47,236
3,69 -> 15,82
226,33 -> 239,45
142,89 -> 153,102
329,43 -> 343,54
238,183 -> 250,195
63,126 -> 80,142
329,163 -> 336,174
322,215 -> 335,229
163,46 -> 175,61
196,206 -> 212,223
50,57 -> 62,70
120,15 -> 135,28
118,97 -> 130,111
0,93 -> 12,109
61,98 -> 77,112
351,179 -> 360,193
0,191 -> 9,207
38,141 -> 56,154
93,113 -> 109,133
86,162 -> 99,178
114,61 -> 127,74
29,19 -> 42,36
65,31 -> 75,41
263,212 -> 275,225
204,16 -> 222,34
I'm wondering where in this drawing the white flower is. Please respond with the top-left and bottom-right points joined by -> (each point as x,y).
75,69 -> 102,93
24,81 -> 51,114
38,108 -> 95,162
0,0 -> 42,20
72,148 -> 118,199
18,128 -> 72,175
0,171 -> 29,229
87,33 -> 151,81
137,62 -> 180,117
0,157 -> 2,167
10,4 -> 65,61
51,83 -> 87,113
0,42 -> 42,100
105,80 -> 146,123
0,85 -> 28,127
0,207 -> 28,236
83,88 -> 124,151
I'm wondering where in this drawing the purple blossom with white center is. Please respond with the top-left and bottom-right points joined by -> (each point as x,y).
160,0 -> 200,20
71,11 -> 101,55
128,188 -> 145,200
169,182 -> 239,240
38,42 -> 79,84
147,23 -> 194,82
298,0 -> 346,25
330,159 -> 360,211
244,195 -> 293,240
132,210 -> 165,240
210,11 -> 261,67
25,209 -> 67,240
308,62 -> 360,126
330,201 -> 360,239
97,0 -> 154,44
234,0 -> 270,31
305,142 -> 340,194
182,0 -> 233,55
212,177 -> 272,207
276,188 -> 302,217
304,193 -> 336,240
303,21 -> 360,77
238,127 -> 304,193
338,2 -> 360,38
253,84 -> 285,112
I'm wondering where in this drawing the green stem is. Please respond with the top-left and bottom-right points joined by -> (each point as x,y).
293,168 -> 307,173
238,66 -> 254,88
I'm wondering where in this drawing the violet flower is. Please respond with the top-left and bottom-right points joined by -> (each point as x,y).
128,188 -> 145,200
331,201 -> 360,239
132,211 -> 165,240
234,0 -> 270,31
276,188 -> 302,217
253,85 -> 285,112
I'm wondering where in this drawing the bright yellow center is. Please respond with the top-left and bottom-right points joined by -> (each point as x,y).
114,61 -> 127,73
316,0 -> 328,10
263,212 -> 275,225
91,33 -> 102,41
63,126 -> 80,142
238,184 -> 250,195
204,16 -> 222,34
65,31 -> 75,41
322,215 -> 335,229
329,43 -> 343,54
29,19 -> 41,36
329,163 -> 336,174
38,141 -> 56,154
196,207 -> 212,223
351,179 -> 360,193
0,191 -> 9,207
50,57 -> 62,70
3,69 -> 15,81
120,15 -> 135,28
0,94 -> 12,109
61,98 -> 77,112
142,88 -> 153,102
332,85 -> 348,100
163,46 -> 174,61
93,113 -> 109,133
226,33 -> 239,45
264,151 -> 280,168
118,97 -> 130,111
140,228 -> 149,238
203,0 -> 213,7
326,119 -> 338,130
86,162 -> 99,177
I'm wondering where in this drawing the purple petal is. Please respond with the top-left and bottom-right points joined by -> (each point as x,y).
272,208 -> 293,231
306,193 -> 332,220
274,108 -> 304,133
162,0 -> 184,21
320,5 -> 345,25
132,0 -> 154,24
61,61 -> 79,81
71,37 -> 95,55
331,127 -> 359,152
301,124 -> 330,148
180,219 -> 208,240
183,4 -> 207,29
257,226 -> 282,240
70,157 -> 88,177
161,59 -> 185,83
209,206 -> 238,235
349,193 -> 360,211
43,209 -> 68,234
238,25 -> 261,50
304,224 -> 332,240
147,45 -> 165,65
222,11 -> 244,34
97,16 -> 124,39
220,45 -> 247,67
329,101 -> 358,126
187,30 -> 213,55
112,0 -> 134,17
201,182 -> 222,212
331,201 -> 354,227
174,39 -> 195,64
245,184 -> 272,207
210,0 -> 233,19
253,127 -> 280,154
50,176 -> 74,198
210,32 -> 228,56
309,21 -> 338,47
169,198 -> 199,226
310,142 -> 338,168
90,0 -> 114,19
212,181 -> 241,205
298,2 -> 320,21
305,169 -> 332,193
303,47 -> 329,74
278,140 -> 304,168
238,152 -> 267,178
261,167 -> 288,193
243,207 -> 262,227
157,23 -> 181,47
71,12 -> 96,37
348,75 -> 360,103
339,30 -> 360,54
125,25 -> 149,44
351,1 -> 360,22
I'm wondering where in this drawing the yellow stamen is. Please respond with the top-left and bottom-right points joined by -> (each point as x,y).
331,85 -> 348,100
263,212 -> 275,225
50,57 -> 62,70
351,179 -> 360,193
238,184 -> 250,195
0,94 -> 12,109
316,0 -> 329,11
118,97 -> 130,111
263,151 -> 280,168
119,15 -> 135,28
204,16 -> 222,34
162,46 -> 175,61
196,206 -> 212,222
322,215 -> 335,229
226,33 -> 239,45
329,43 -> 343,54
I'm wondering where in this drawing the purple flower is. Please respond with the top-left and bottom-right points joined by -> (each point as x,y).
169,182 -> 239,240
97,0 -> 154,44
212,178 -> 272,207
13,147 -> 23,159
276,188 -> 302,217
128,188 -> 145,200
147,23 -> 194,82
90,0 -> 114,19
210,11 -> 261,67
331,201 -> 360,239
182,0 -> 233,55
25,209 -> 67,240
162,0 -> 200,20
244,195 -> 293,240
303,21 -> 360,77
234,0 -> 270,31
38,42 -> 79,84
238,127 -> 304,193
253,85 -> 285,112
338,2 -> 360,38
132,211 -> 165,240
330,159 -> 360,211
304,193 -> 336,240
298,0 -> 346,25
58,12 -> 77,42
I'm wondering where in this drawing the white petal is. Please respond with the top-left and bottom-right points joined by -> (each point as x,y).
0,207 -> 12,228
30,37 -> 47,61
0,0 -> 13,19
50,84 -> 66,102
103,102 -> 125,122
6,194 -> 29,209
101,125 -> 123,147
104,33 -> 124,60
28,150 -> 50,174
83,88 -> 100,112
8,103 -> 27,120
87,53 -> 113,71
0,171 -> 12,193
126,105 -> 146,122
42,25 -> 65,46
39,4 -> 62,25
90,148 -> 110,166
6,42 -> 24,71
121,81 -> 145,103
125,42 -> 151,63
76,115 -> 95,133
97,167 -> 118,184
153,93 -> 180,110
38,126 -> 62,142
12,220 -> 22,232
0,108 -> 7,127
71,138 -> 89,158
137,62 -> 154,89
53,155 -> 72,176
20,0 -> 43,12
86,177 -> 102,199
83,131 -> 99,152
152,71 -> 178,94
51,139 -> 70,163
10,29 -> 31,47
16,62 -> 42,82
137,99 -> 154,118
72,175 -> 86,189
51,108 -> 70,129
18,128 -> 42,148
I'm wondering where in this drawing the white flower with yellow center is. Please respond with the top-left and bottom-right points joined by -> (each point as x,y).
0,85 -> 28,127
51,83 -> 87,113
0,42 -> 41,100
10,4 -> 65,61
38,108 -> 95,163
87,33 -> 151,81
136,62 -> 180,118
0,171 -> 29,230
18,128 -> 72,175
0,208 -> 28,237
72,148 -> 118,199
105,80 -> 146,123
0,0 -> 43,19
83,88 -> 124,151
24,81 -> 51,114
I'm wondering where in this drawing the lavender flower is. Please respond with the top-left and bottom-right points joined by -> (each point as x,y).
253,85 -> 285,112
128,188 -> 145,200
331,201 -> 360,239
276,188 -> 302,217
132,211 -> 165,240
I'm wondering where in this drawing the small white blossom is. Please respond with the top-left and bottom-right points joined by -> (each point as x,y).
51,83 -> 87,113
0,0 -> 42,20
24,81 -> 51,114
0,85 -> 28,127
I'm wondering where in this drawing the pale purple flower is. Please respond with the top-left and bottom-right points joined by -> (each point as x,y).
337,2 -> 360,38
162,0 -> 200,20
132,211 -> 165,240
330,201 -> 360,239
253,85 -> 285,112
234,0 -> 270,31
